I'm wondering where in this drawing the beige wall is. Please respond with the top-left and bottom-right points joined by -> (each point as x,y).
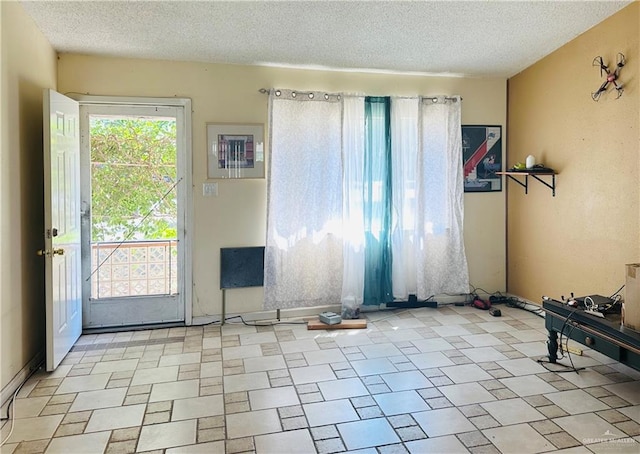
507,3 -> 639,303
58,56 -> 507,319
1,2 -> 57,389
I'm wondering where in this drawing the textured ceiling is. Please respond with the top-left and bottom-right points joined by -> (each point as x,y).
20,0 -> 631,78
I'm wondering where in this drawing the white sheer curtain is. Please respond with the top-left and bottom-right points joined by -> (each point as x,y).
341,96 -> 365,318
264,90 -> 344,310
417,96 -> 469,297
265,90 -> 469,312
390,97 -> 420,299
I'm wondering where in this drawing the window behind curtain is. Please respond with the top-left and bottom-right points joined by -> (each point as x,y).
265,91 -> 469,314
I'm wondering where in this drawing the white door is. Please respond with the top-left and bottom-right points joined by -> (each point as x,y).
80,103 -> 188,328
42,89 -> 82,371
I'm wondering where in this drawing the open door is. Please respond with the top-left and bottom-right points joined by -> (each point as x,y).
80,104 -> 186,328
41,89 -> 82,371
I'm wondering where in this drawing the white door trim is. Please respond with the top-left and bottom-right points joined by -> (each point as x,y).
76,95 -> 193,326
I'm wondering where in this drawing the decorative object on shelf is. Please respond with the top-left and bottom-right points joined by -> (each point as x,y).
207,123 -> 265,179
507,163 -> 554,173
591,53 -> 625,101
525,154 -> 536,169
462,125 -> 502,193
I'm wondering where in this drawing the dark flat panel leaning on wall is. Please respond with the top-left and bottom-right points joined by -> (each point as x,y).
220,247 -> 265,289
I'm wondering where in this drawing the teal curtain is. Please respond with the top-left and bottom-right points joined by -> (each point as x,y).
363,97 -> 393,305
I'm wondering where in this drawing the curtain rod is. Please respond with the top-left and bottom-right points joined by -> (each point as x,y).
258,88 -> 461,102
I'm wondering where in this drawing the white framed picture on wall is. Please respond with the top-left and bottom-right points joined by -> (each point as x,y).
207,123 -> 265,179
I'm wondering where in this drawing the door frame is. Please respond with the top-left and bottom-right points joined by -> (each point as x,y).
74,95 -> 193,326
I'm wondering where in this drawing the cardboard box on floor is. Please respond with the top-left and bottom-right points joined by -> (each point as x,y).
623,263 -> 640,332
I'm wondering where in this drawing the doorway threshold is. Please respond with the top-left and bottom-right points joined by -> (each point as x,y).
82,321 -> 185,335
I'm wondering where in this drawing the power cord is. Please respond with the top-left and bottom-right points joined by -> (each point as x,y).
536,306 -> 585,373
502,297 -> 545,318
610,284 -> 625,298
222,315 -> 307,327
596,291 -> 623,315
1,361 -> 43,446
469,285 -> 502,297
193,285 -> 318,327
1,363 -> 41,421
561,319 -> 583,373
467,286 -> 545,317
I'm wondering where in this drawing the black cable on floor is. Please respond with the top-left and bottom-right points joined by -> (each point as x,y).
536,357 -> 585,373
223,315 -> 307,326
504,297 -> 545,318
1,362 -> 42,421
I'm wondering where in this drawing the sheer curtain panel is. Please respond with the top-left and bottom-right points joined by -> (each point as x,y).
417,96 -> 469,297
390,97 -> 420,300
264,90 -> 344,310
341,96 -> 366,318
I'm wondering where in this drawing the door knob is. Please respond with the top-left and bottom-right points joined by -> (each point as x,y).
37,249 -> 64,256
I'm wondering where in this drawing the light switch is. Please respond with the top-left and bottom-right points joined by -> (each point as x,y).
203,182 -> 218,197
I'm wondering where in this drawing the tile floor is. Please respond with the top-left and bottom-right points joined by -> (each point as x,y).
2,304 -> 640,453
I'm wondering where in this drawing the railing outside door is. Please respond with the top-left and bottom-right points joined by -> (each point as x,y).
91,240 -> 177,299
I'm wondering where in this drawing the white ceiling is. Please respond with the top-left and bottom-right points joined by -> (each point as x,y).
20,0 -> 631,78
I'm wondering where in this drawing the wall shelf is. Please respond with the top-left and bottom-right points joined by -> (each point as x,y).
496,171 -> 557,196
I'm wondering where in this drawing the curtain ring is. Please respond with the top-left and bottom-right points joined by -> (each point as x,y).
275,89 -> 281,97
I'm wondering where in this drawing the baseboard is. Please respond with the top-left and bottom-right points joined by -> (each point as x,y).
381,294 -> 469,309
435,294 -> 470,304
503,293 -> 543,306
192,303 -> 343,326
191,294 -> 472,326
1,351 -> 44,409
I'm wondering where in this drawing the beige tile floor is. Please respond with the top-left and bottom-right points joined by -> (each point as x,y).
2,304 -> 640,453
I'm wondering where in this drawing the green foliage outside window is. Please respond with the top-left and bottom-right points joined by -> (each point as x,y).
90,118 -> 177,242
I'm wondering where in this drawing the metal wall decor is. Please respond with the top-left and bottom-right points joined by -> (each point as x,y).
591,53 -> 625,101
